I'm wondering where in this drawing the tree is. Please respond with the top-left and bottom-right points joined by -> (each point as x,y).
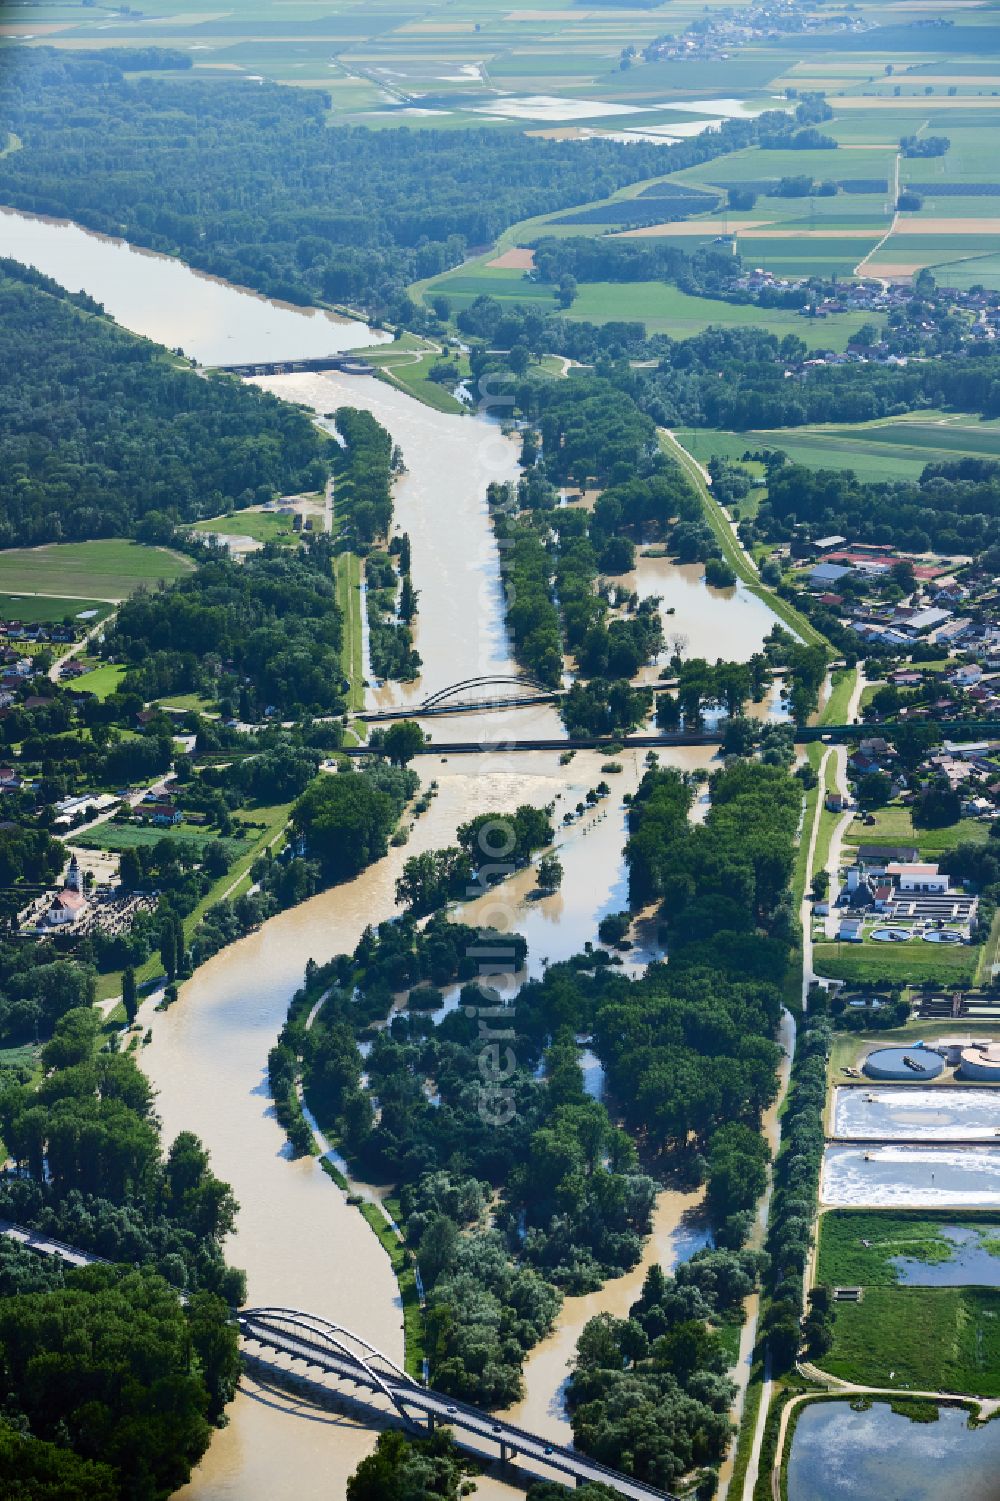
857,771 -> 891,811
417,1214 -> 460,1287
395,848 -> 471,915
536,854 -> 564,893
119,846 -> 142,892
347,1430 -> 473,1501
383,720 -> 425,766
915,779 -> 961,828
293,772 -> 397,881
0,1418 -> 115,1500
122,965 -> 138,1027
160,922 -> 177,983
0,1265 -> 225,1498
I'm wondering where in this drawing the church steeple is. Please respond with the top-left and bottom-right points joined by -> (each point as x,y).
65,853 -> 81,893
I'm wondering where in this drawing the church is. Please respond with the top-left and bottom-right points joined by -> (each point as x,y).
38,853 -> 89,930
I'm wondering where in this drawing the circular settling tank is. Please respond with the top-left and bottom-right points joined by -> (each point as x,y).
871,928 -> 913,942
863,1047 -> 944,1082
958,1047 -> 1000,1083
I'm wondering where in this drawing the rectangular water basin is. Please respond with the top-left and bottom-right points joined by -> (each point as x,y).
821,1144 -> 1000,1207
833,1086 -> 1000,1141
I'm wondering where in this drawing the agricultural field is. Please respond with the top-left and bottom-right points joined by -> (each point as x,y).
674,412 -> 1000,483
0,541 -> 194,601
420,246 -> 888,348
567,283 -> 882,348
11,0 -> 1000,294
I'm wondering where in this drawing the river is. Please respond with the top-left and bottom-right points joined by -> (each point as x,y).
2,205 -> 795,1497
142,745 -> 714,1501
0,206 -> 384,365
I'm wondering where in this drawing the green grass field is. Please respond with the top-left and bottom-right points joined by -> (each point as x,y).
813,938 -> 978,987
192,509 -> 297,544
336,551 -> 364,712
822,667 -> 857,728
817,1210 -> 1000,1288
371,353 -> 467,414
819,1287 -> 1000,1396
0,593 -> 114,625
65,663 -> 126,700
0,541 -> 194,601
843,803 -> 990,860
155,692 -> 217,714
75,821 -> 236,852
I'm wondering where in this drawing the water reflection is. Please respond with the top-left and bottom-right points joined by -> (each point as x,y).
893,1225 -> 1000,1287
787,1401 -> 1000,1501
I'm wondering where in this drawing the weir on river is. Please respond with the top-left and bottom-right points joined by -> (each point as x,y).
0,206 -> 797,1501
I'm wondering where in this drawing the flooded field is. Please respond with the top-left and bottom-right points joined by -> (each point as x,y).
833,1087 -> 1000,1142
821,1145 -> 1000,1208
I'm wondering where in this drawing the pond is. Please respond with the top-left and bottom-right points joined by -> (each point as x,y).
0,206 -> 384,365
821,1145 -> 1000,1208
892,1225 -> 1000,1287
833,1087 -> 1000,1142
786,1400 -> 1000,1501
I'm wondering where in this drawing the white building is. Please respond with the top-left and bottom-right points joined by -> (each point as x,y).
885,861 -> 950,894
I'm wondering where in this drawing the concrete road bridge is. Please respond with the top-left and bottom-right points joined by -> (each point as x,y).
210,355 -> 375,377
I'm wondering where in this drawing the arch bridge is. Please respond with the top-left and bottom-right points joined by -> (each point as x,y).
361,673 -> 563,722
239,1305 -> 678,1500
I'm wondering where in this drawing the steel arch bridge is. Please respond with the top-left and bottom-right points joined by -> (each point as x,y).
237,1305 -> 679,1499
420,673 -> 557,710
0,1222 -> 680,1501
238,1307 -> 425,1426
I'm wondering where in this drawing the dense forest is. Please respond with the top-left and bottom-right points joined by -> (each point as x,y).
0,260 -> 327,547
107,539 -> 346,718
0,48 -> 717,319
0,1007 -> 242,1496
761,456 -> 1000,556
